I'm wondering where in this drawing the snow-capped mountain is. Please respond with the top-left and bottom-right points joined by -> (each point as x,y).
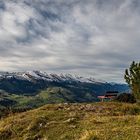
0,71 -> 106,84
0,71 -> 129,97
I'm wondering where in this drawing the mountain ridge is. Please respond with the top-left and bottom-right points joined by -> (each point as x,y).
0,71 -> 108,84
0,71 -> 129,108
0,70 -> 129,95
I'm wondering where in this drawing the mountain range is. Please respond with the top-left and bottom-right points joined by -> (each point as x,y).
0,71 -> 129,108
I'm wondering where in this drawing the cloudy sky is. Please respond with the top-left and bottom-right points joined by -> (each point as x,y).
0,0 -> 140,83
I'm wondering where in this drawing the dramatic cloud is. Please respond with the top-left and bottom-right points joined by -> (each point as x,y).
0,0 -> 140,82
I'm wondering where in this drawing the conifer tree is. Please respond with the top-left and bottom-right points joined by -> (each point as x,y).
124,61 -> 140,101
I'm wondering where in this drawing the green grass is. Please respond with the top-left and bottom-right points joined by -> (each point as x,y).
0,87 -> 99,110
9,94 -> 34,106
2,87 -> 70,108
0,102 -> 140,140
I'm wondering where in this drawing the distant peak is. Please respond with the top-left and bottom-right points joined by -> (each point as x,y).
0,71 -> 113,84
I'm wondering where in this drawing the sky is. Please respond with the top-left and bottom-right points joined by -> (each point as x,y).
0,0 -> 140,83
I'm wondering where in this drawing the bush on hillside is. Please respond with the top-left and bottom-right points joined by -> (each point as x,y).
116,93 -> 136,103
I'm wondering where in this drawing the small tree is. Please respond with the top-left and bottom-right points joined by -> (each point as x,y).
124,61 -> 140,101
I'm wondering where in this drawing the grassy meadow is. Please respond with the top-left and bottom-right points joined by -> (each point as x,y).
0,102 -> 140,140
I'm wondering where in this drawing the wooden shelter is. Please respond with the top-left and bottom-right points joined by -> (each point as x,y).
98,91 -> 118,102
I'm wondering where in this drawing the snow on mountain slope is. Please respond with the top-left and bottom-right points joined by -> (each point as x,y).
0,71 -> 107,84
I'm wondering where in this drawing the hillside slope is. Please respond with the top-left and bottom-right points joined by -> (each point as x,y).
0,87 -> 98,109
0,102 -> 140,140
0,71 -> 129,108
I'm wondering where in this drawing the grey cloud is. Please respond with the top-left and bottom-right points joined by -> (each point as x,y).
0,0 -> 140,83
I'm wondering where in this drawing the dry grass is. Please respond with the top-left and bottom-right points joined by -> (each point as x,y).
0,102 -> 140,140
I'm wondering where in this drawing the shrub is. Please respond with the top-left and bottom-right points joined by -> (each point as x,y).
116,93 -> 136,103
